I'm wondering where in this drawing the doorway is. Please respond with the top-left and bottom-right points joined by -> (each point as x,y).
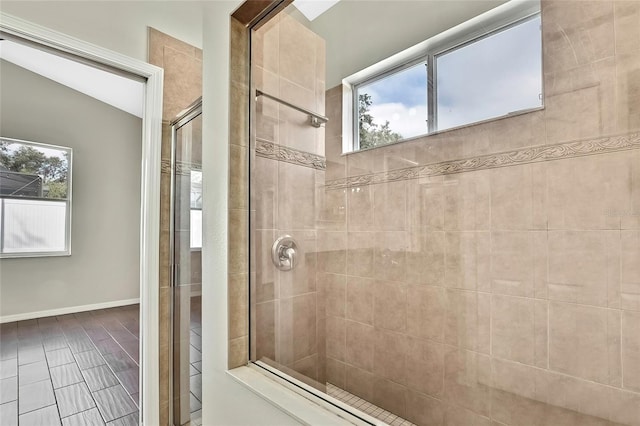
0,13 -> 162,426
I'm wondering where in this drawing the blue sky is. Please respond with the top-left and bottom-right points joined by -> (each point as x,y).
363,62 -> 427,106
360,62 -> 428,138
437,15 -> 542,130
358,15 -> 542,137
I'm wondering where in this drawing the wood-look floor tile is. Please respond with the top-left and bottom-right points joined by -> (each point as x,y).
18,404 -> 61,426
190,374 -> 202,401
114,368 -> 138,396
190,331 -> 202,351
75,350 -> 106,370
190,392 -> 201,413
123,324 -> 139,339
43,336 -> 68,352
0,322 -> 17,333
17,329 -> 41,342
68,339 -> 94,354
63,330 -> 89,341
192,410 -> 202,425
85,328 -> 110,342
0,400 -> 17,426
50,363 -> 84,389
93,385 -> 137,422
55,382 -> 95,418
103,351 -> 136,373
0,376 -> 17,404
82,365 -> 119,392
109,330 -> 136,344
18,337 -> 42,349
0,341 -> 17,360
17,345 -> 45,365
62,407 -> 105,426
117,339 -> 139,364
38,324 -> 63,337
18,361 -> 49,386
0,359 -> 17,379
46,348 -> 75,367
18,379 -> 55,414
94,338 -> 121,356
106,412 -> 139,426
129,393 -> 139,408
190,345 -> 202,362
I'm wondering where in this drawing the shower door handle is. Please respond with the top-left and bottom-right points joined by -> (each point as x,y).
272,235 -> 298,271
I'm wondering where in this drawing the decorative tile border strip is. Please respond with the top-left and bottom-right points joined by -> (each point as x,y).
160,159 -> 201,175
326,132 -> 640,190
256,139 -> 326,170
161,159 -> 171,174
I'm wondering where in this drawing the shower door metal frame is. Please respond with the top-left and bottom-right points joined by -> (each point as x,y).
246,6 -> 383,426
169,98 -> 203,426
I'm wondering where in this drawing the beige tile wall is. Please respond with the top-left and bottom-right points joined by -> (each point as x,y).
228,16 -> 250,369
148,27 -> 202,425
319,1 -> 640,425
250,12 -> 327,386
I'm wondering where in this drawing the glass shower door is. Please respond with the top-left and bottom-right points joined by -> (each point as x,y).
171,102 -> 203,426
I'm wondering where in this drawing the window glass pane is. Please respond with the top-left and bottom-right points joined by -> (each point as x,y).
3,199 -> 67,252
191,170 -> 202,209
357,61 -> 427,149
436,15 -> 542,131
1,138 -> 71,256
190,209 -> 202,249
0,140 -> 70,199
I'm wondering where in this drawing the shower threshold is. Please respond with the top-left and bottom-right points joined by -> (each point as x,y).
326,383 -> 416,426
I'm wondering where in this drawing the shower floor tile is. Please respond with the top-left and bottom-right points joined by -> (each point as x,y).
326,383 -> 416,426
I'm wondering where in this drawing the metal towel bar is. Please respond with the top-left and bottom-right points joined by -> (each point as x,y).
255,89 -> 328,128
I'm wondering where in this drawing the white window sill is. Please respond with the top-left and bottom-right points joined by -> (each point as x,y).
227,365 -> 378,426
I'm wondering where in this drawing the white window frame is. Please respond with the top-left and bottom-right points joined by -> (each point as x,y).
343,0 -> 543,153
0,137 -> 73,258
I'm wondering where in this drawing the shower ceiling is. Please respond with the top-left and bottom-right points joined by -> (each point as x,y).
293,0 -> 341,21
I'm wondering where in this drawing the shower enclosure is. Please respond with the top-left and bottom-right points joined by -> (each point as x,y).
248,1 -> 640,425
170,100 -> 203,426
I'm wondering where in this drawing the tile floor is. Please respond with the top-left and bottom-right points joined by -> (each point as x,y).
0,300 -> 203,426
326,383 -> 416,426
188,296 -> 202,424
0,305 -> 140,426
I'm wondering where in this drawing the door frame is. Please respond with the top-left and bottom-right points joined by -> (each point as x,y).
0,12 -> 163,426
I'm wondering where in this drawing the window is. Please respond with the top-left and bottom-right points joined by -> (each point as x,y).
357,61 -> 428,149
190,170 -> 202,249
351,3 -> 542,151
0,137 -> 72,257
435,15 -> 542,131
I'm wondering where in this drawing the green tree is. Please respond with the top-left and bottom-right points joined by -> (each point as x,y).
46,181 -> 68,199
1,143 -> 68,198
0,141 -> 11,169
9,146 -> 47,174
358,93 -> 403,150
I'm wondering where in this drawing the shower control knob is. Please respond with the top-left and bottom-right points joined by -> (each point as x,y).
272,235 -> 298,271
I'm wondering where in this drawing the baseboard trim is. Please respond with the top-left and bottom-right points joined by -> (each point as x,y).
0,298 -> 140,323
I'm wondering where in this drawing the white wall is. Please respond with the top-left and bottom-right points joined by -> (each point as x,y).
0,1 -> 204,62
200,2 -> 302,424
0,59 -> 142,319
